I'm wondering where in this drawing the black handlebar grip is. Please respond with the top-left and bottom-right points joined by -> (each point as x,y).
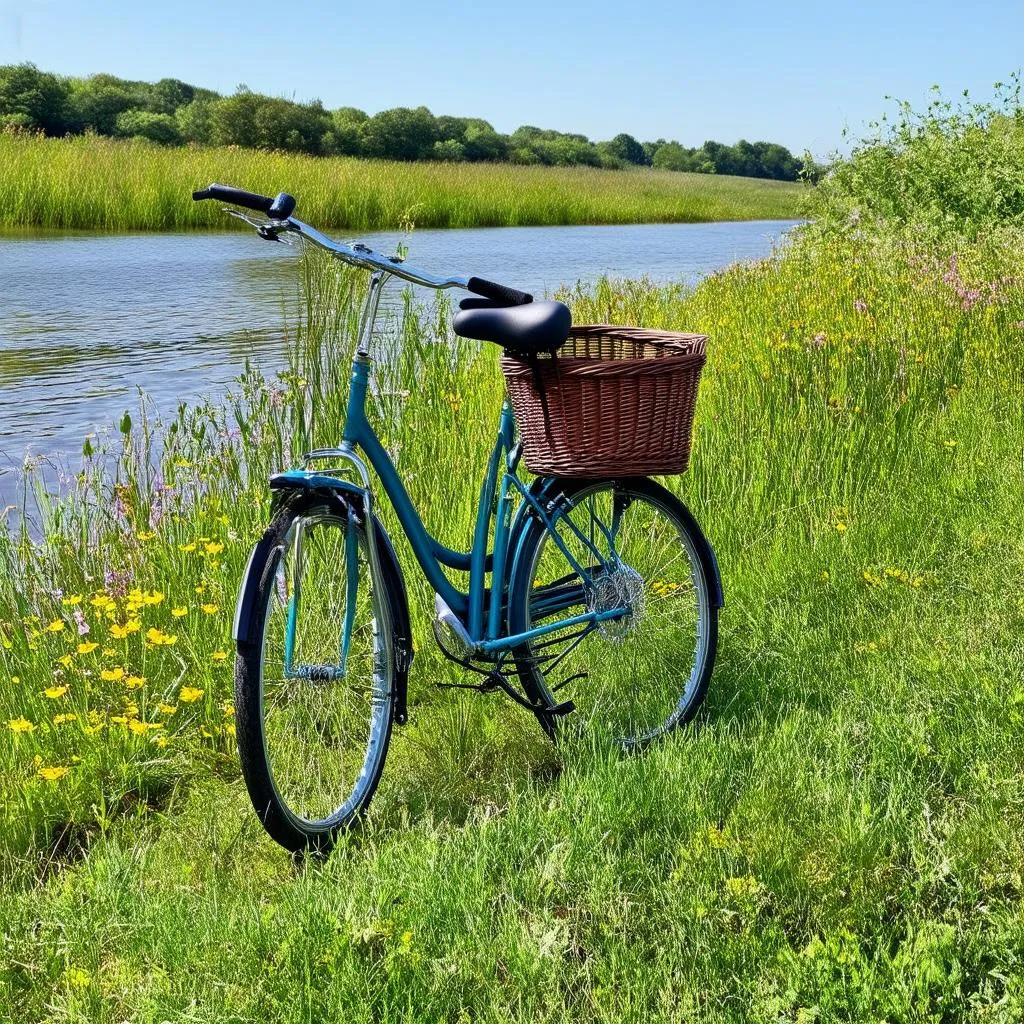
191,183 -> 275,213
467,276 -> 533,306
268,192 -> 296,219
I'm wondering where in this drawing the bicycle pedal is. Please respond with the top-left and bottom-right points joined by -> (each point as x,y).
544,700 -> 576,717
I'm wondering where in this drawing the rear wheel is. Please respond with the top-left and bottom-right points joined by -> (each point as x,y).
235,500 -> 399,853
510,478 -> 718,747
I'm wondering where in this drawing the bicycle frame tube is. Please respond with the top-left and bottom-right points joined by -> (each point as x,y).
334,283 -> 625,654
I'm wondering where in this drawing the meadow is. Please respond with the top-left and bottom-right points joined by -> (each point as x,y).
2,92 -> 1024,1020
0,131 -> 803,232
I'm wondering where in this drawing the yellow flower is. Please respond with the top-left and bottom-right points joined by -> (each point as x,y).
179,686 -> 204,704
58,654 -> 75,669
128,720 -> 149,735
143,590 -> 164,606
90,594 -> 112,608
66,967 -> 90,989
834,522 -> 847,532
204,541 -> 225,556
45,619 -> 65,633
221,701 -> 234,716
171,606 -> 188,617
943,439 -> 957,449
109,619 -> 141,639
201,604 -> 220,615
136,531 -> 155,541
178,542 -> 197,553
8,717 -> 34,733
211,651 -> 228,663
44,685 -> 68,699
125,675 -> 146,690
110,715 -> 128,725
100,667 -> 125,682
62,594 -> 83,606
77,641 -> 99,654
154,735 -> 169,748
224,722 -> 236,738
157,703 -> 177,715
145,627 -> 177,646
53,713 -> 78,724
195,584 -> 206,594
37,765 -> 70,781
102,647 -> 117,657
10,675 -> 19,684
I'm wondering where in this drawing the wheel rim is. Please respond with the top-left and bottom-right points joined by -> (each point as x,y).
258,512 -> 392,828
523,484 -> 711,745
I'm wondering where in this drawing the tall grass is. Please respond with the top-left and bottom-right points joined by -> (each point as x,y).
0,131 -> 803,232
3,90 -> 1024,1019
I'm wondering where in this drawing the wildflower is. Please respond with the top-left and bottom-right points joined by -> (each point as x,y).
125,675 -> 146,690
136,531 -> 155,541
100,667 -> 126,682
44,685 -> 68,699
8,717 -> 34,733
142,590 -> 164,606
109,619 -> 141,639
171,607 -> 188,618
53,713 -> 78,725
145,627 -> 177,646
179,686 -> 204,704
943,440 -> 957,449
77,641 -> 99,655
853,299 -> 868,313
201,604 -> 220,615
58,654 -> 74,669
157,703 -> 177,715
90,594 -> 113,609
11,675 -> 19,684
862,570 -> 884,587
204,541 -> 224,556
110,715 -> 128,725
224,722 -> 236,738
222,701 -> 234,716
66,968 -> 90,989
45,619 -> 65,633
102,647 -> 117,657
62,594 -> 83,606
211,651 -> 228,663
154,735 -> 169,748
37,765 -> 71,781
178,542 -> 197,553
73,607 -> 89,635
834,522 -> 847,532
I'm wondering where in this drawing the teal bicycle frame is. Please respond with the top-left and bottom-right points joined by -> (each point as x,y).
269,274 -> 627,662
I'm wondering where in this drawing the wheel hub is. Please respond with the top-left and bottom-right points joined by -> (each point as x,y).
588,562 -> 645,642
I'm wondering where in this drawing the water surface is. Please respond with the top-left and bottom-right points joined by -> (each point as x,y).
0,219 -> 798,502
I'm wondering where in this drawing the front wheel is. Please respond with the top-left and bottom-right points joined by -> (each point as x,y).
509,477 -> 719,747
235,498 -> 400,853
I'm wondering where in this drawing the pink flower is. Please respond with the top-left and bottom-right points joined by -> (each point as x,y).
74,607 -> 89,636
853,299 -> 868,313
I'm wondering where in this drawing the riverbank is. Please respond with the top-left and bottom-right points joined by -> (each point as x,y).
3,215 -> 1024,1017
0,133 -> 804,232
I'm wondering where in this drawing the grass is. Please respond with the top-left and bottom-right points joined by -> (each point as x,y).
2,212 -> 1024,1019
0,131 -> 803,232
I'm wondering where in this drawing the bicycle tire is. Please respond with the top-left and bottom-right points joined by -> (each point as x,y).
509,477 -> 718,746
235,497 -> 401,853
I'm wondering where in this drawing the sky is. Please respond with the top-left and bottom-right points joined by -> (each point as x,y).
1,0 -> 1021,158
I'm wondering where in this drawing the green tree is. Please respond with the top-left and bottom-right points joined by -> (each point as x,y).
605,132 -> 649,165
361,106 -> 438,161
68,74 -> 143,134
115,109 -> 181,144
0,63 -> 71,134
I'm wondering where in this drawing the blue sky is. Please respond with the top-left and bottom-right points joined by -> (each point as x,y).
1,0 -> 1020,157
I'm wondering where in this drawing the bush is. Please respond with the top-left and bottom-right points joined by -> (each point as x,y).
115,109 -> 181,145
806,76 -> 1024,239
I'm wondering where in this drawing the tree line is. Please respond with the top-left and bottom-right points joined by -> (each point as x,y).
0,63 -> 807,180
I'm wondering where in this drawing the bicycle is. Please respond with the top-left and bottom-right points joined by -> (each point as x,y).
192,183 -> 724,853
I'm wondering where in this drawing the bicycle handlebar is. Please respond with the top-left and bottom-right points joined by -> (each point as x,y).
192,183 -> 532,303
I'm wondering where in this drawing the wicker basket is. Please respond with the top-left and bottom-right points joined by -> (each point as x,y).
500,324 -> 707,478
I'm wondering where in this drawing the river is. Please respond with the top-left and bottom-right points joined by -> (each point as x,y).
0,219 -> 798,504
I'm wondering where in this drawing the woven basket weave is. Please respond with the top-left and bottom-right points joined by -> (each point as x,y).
500,324 -> 708,478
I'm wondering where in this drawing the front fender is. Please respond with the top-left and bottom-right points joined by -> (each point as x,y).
233,481 -> 413,726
